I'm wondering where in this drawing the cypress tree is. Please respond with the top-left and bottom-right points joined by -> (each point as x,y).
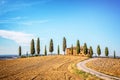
76,40 -> 80,54
19,46 -> 21,56
36,38 -> 40,55
26,51 -> 28,57
83,43 -> 87,55
57,45 -> 60,55
49,39 -> 54,55
63,37 -> 67,55
44,45 -> 47,56
97,45 -> 101,56
105,47 -> 109,57
71,44 -> 73,55
114,50 -> 116,58
89,46 -> 93,58
31,39 -> 35,56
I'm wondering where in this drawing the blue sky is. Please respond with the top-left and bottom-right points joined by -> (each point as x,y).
0,0 -> 120,56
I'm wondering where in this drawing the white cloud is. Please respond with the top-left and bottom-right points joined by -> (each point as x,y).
0,17 -> 48,26
0,30 -> 34,46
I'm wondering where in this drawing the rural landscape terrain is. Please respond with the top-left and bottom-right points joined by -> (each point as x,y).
0,0 -> 120,80
0,56 -> 89,80
86,58 -> 120,78
1,55 -> 120,80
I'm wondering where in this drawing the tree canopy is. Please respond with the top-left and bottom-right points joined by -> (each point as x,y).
83,43 -> 87,55
76,40 -> 80,54
36,38 -> 40,55
97,45 -> 101,56
31,39 -> 35,56
44,45 -> 47,56
89,46 -> 93,58
114,50 -> 116,58
19,46 -> 21,56
71,44 -> 73,55
57,45 -> 60,55
63,37 -> 67,54
49,39 -> 54,54
105,47 -> 109,57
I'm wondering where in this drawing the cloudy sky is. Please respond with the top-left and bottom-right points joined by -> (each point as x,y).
0,0 -> 120,56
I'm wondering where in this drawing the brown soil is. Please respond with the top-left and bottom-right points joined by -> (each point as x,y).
86,58 -> 120,78
0,55 -> 87,80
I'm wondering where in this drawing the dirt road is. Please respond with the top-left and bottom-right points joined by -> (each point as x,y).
0,56 -> 86,80
77,58 -> 120,80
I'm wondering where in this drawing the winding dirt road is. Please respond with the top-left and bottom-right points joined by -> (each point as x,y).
77,58 -> 120,80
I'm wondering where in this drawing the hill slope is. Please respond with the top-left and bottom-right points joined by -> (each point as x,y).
0,56 -> 87,80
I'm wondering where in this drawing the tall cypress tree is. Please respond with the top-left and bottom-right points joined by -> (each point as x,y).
71,44 -> 73,55
63,37 -> 67,55
76,40 -> 80,54
19,46 -> 21,56
83,43 -> 87,55
89,46 -> 93,58
31,39 -> 35,56
105,47 -> 109,57
44,45 -> 47,56
57,45 -> 60,55
49,39 -> 54,55
36,38 -> 40,55
97,45 -> 101,56
114,50 -> 116,58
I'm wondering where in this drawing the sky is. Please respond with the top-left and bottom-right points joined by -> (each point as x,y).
0,0 -> 120,56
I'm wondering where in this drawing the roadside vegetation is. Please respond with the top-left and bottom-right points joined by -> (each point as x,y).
68,60 -> 102,80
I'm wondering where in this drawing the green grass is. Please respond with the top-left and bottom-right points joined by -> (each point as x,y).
68,62 -> 103,80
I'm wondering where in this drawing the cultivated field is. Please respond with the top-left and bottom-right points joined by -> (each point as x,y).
86,58 -> 120,78
0,56 -> 88,80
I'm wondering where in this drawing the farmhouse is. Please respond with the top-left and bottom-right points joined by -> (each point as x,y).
66,46 -> 89,55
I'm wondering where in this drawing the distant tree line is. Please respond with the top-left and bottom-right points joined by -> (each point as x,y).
18,37 -> 116,58
18,37 -> 67,57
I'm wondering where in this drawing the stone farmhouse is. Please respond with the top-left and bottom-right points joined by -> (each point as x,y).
66,46 -> 89,56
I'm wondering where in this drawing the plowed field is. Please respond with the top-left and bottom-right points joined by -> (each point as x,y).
0,56 -> 87,80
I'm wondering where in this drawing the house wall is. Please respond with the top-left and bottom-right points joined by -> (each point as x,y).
66,47 -> 89,55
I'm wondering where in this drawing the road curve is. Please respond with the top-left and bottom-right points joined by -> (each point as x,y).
77,58 -> 120,80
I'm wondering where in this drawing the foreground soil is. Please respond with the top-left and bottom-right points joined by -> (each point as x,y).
0,55 -> 87,80
86,58 -> 120,78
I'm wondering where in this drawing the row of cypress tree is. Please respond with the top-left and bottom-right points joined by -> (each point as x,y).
18,37 -> 116,58
19,37 -> 67,56
97,45 -> 116,58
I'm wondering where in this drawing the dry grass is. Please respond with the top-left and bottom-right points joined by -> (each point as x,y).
86,58 -> 120,78
0,55 -> 88,80
68,60 -> 102,80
